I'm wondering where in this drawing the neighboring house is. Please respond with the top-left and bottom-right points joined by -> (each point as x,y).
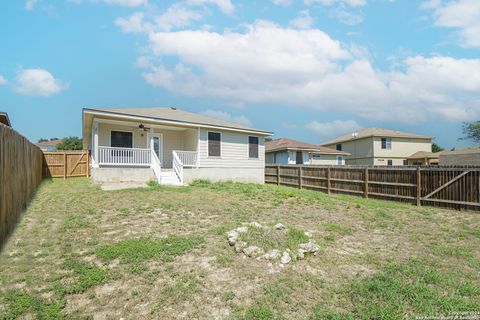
82,107 -> 272,185
36,139 -> 63,152
322,128 -> 432,166
0,112 -> 11,127
407,151 -> 439,165
265,138 -> 350,165
439,147 -> 480,166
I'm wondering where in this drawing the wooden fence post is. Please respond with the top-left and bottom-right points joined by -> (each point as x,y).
277,166 -> 280,185
416,167 -> 421,206
63,152 -> 67,180
327,167 -> 331,195
299,166 -> 303,189
364,167 -> 369,198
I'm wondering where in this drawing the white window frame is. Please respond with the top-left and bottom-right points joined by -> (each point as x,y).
337,155 -> 344,165
207,131 -> 222,158
248,136 -> 259,159
109,129 -> 134,148
381,137 -> 392,150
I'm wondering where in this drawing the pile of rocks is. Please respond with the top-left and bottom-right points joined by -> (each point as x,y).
226,222 -> 320,265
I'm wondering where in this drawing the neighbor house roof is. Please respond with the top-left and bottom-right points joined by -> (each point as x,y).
266,138 -> 350,155
321,128 -> 432,145
440,146 -> 480,156
36,139 -> 63,149
0,112 -> 11,127
83,107 -> 272,135
408,151 -> 439,159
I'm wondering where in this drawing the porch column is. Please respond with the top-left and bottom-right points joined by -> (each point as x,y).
197,127 -> 201,168
93,119 -> 99,165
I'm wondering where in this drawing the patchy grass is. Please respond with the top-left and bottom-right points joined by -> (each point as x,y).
238,225 -> 311,252
0,178 -> 478,319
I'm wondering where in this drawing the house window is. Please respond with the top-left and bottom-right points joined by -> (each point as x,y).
381,138 -> 392,149
387,159 -> 393,166
336,144 -> 342,151
111,131 -> 133,148
312,154 -> 322,160
403,160 -> 408,166
249,136 -> 259,158
208,132 -> 221,157
337,156 -> 344,165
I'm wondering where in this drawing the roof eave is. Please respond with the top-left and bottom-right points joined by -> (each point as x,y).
83,108 -> 273,136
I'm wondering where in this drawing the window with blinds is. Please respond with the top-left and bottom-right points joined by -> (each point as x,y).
249,136 -> 259,158
208,132 -> 221,157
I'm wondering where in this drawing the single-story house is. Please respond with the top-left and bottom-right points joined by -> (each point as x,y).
36,139 -> 63,152
82,107 -> 272,185
322,128 -> 432,166
265,138 -> 350,165
0,112 -> 11,127
407,151 -> 439,165
439,147 -> 480,166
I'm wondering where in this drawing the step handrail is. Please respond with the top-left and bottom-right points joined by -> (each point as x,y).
150,150 -> 162,183
172,150 -> 184,185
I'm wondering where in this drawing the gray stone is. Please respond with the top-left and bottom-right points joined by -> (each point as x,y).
297,249 -> 306,260
236,226 -> 248,234
262,249 -> 281,260
243,246 -> 264,257
299,241 -> 320,254
280,251 -> 291,264
227,230 -> 239,246
249,222 -> 262,228
304,231 -> 313,237
274,223 -> 286,230
235,241 -> 248,253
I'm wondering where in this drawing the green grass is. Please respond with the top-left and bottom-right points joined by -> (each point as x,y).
0,289 -> 63,320
238,226 -> 311,252
324,223 -> 353,235
96,236 -> 204,265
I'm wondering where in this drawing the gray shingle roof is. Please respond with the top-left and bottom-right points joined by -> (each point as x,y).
266,138 -> 350,155
84,107 -> 272,135
322,128 -> 432,145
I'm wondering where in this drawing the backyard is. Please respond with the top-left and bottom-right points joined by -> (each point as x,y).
0,178 -> 479,319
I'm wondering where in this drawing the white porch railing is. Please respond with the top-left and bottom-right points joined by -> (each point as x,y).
150,149 -> 162,183
98,146 -> 151,166
172,151 -> 184,185
174,150 -> 198,167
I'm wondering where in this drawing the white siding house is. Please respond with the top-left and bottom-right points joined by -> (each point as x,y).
82,107 -> 272,185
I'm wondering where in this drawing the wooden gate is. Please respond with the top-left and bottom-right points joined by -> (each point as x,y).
43,150 -> 90,178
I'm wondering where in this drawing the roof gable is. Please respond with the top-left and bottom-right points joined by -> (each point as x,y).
266,138 -> 349,155
321,128 -> 432,145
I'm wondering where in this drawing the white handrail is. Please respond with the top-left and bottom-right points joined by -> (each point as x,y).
172,151 -> 184,185
173,150 -> 197,167
150,150 -> 162,183
98,146 -> 151,166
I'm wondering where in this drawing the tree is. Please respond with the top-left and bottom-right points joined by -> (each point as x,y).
461,121 -> 480,144
37,138 -> 48,143
432,143 -> 443,153
57,137 -> 83,150
265,137 -> 273,142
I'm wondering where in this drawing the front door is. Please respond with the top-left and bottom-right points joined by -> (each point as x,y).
148,134 -> 163,166
296,151 -> 303,165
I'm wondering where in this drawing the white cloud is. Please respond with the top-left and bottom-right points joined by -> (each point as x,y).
305,0 -> 367,7
14,68 -> 66,97
187,0 -> 235,14
202,109 -> 252,126
25,0 -> 38,10
103,0 -> 147,7
330,6 -> 363,25
424,0 -> 480,47
289,10 -> 314,29
306,120 -> 361,138
0,75 -> 7,85
134,21 -> 480,123
272,0 -> 293,6
115,12 -> 146,33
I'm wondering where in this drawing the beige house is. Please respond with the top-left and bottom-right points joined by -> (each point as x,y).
82,107 -> 272,185
322,128 -> 432,166
439,147 -> 480,166
265,138 -> 350,165
0,112 -> 11,127
407,151 -> 439,165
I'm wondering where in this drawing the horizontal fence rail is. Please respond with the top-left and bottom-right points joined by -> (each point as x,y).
98,146 -> 151,167
173,150 -> 197,167
265,165 -> 480,211
1,124 -> 43,247
43,150 -> 90,179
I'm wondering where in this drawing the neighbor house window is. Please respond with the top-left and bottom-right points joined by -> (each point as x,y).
208,132 -> 221,157
403,160 -> 408,166
111,131 -> 133,148
336,144 -> 342,151
249,136 -> 259,158
387,159 -> 393,166
312,154 -> 322,160
337,156 -> 344,165
381,138 -> 392,149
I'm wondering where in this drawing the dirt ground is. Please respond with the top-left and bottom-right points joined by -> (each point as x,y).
0,178 -> 478,319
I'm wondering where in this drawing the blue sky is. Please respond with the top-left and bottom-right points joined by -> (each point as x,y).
1,0 -> 479,148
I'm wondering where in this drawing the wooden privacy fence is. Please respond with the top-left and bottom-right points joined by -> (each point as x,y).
0,124 -> 43,247
265,165 -> 480,211
43,150 -> 90,179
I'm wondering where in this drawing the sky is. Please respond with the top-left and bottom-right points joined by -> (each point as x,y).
1,0 -> 479,148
